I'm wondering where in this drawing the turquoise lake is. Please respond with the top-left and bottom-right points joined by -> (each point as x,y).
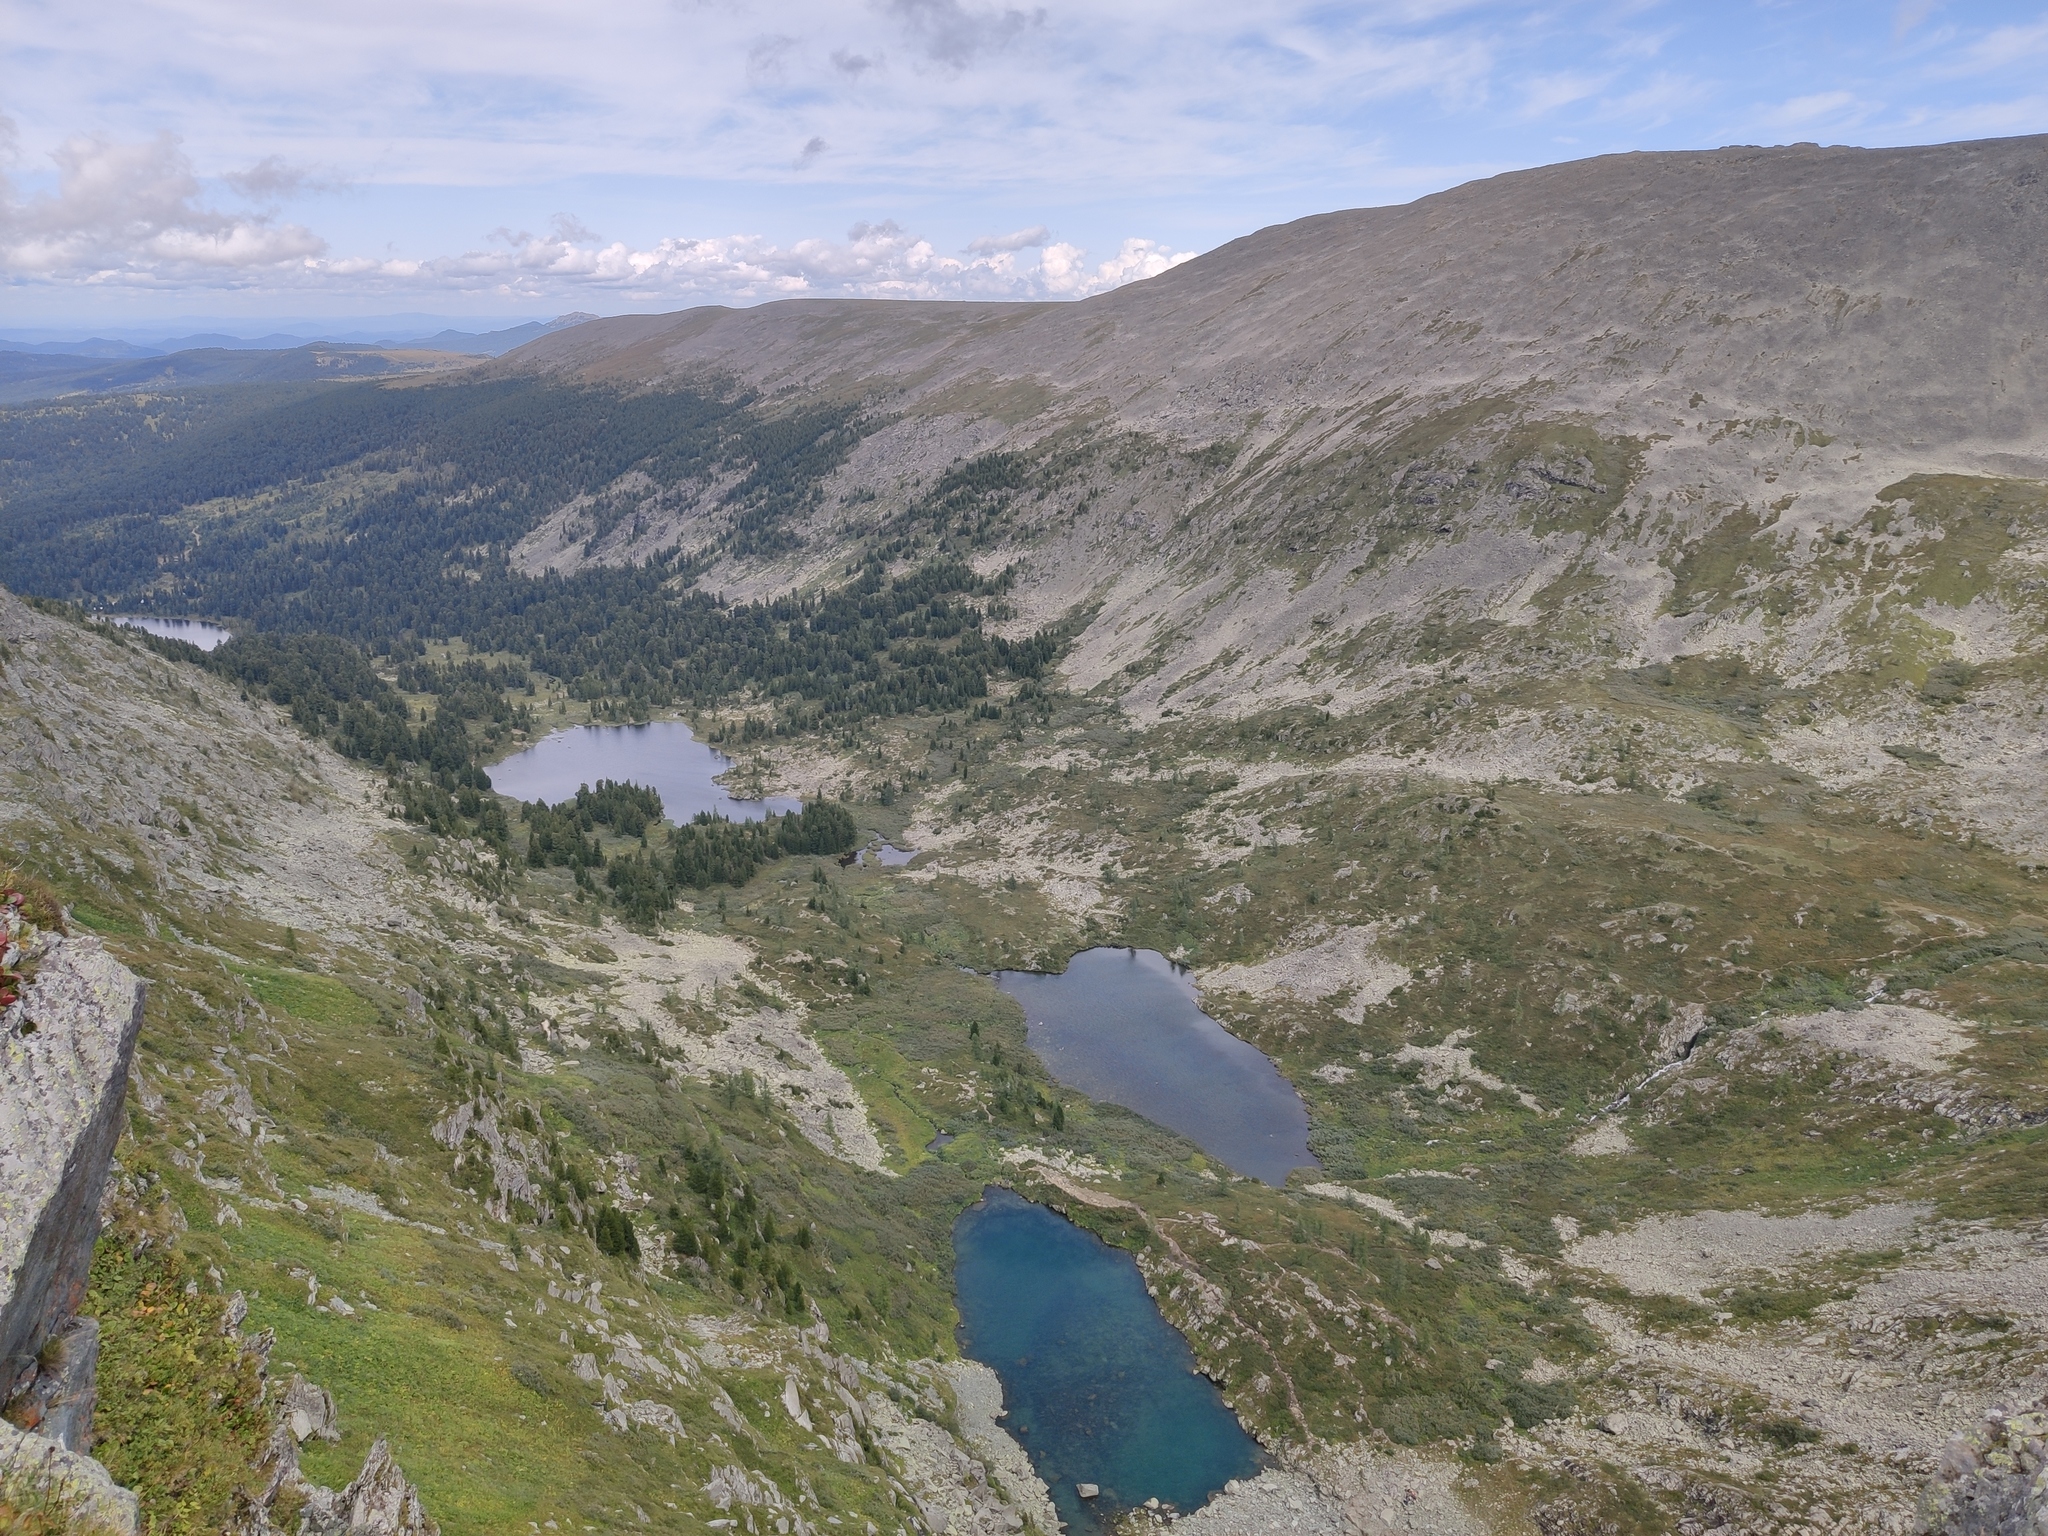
994,947 -> 1318,1185
952,1186 -> 1263,1533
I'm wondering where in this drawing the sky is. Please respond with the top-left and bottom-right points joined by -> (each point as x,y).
3,0 -> 2047,330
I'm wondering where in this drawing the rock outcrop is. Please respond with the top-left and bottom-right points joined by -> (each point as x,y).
0,933 -> 142,1398
0,1418 -> 141,1535
0,904 -> 442,1536
0,930 -> 146,1532
224,1363 -> 440,1536
1920,1397 -> 2048,1533
298,1439 -> 442,1536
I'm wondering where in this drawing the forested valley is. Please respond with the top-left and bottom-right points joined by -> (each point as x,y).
4,375 -> 1061,927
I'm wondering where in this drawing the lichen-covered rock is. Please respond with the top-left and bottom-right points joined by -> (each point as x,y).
703,1461 -> 787,1514
1920,1400 -> 2048,1534
0,934 -> 145,1399
281,1375 -> 340,1445
0,1416 -> 139,1534
298,1437 -> 441,1536
4,1316 -> 101,1451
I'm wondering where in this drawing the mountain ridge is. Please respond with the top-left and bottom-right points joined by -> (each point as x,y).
479,135 -> 2048,870
507,135 -> 2048,468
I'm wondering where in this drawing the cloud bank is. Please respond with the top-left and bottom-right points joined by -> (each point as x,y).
362,219 -> 1191,302
0,136 -> 1190,306
0,126 -> 324,278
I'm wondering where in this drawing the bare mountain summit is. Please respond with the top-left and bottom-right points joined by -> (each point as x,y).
518,135 -> 2048,460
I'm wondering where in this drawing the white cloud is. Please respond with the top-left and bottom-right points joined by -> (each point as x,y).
747,35 -> 800,80
1597,71 -> 1715,128
381,218 -> 1193,302
1039,237 -> 1193,296
222,155 -> 333,202
965,224 -> 1048,253
0,126 -> 324,277
0,1 -> 1525,204
1888,92 -> 2048,142
884,0 -> 1048,68
1893,0 -> 1940,40
0,137 -> 1189,306
1942,17 -> 2048,76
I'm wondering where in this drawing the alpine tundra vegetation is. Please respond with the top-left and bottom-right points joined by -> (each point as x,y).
6,136 -> 2048,1535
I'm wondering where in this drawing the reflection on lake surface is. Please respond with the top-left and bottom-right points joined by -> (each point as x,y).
995,947 -> 1318,1186
953,1186 -> 1262,1534
487,722 -> 802,823
111,616 -> 232,651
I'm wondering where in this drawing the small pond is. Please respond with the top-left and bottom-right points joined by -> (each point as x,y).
859,842 -> 918,867
110,616 -> 233,651
953,1186 -> 1263,1533
486,722 -> 801,823
995,947 -> 1317,1186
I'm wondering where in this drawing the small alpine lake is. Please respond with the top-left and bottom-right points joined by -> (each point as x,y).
952,1186 -> 1263,1534
486,721 -> 801,823
110,616 -> 233,651
994,947 -> 1318,1186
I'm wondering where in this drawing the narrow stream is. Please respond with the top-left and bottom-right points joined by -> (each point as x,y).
995,947 -> 1318,1185
953,1186 -> 1263,1533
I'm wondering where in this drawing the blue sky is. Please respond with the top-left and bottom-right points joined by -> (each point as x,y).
3,0 -> 2046,327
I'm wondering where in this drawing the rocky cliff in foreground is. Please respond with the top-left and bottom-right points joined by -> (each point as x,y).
1,925 -> 146,1532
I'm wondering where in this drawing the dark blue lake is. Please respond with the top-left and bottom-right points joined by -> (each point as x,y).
953,1186 -> 1263,1533
486,722 -> 801,823
995,948 -> 1318,1186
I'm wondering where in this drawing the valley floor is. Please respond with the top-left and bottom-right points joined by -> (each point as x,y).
6,588 -> 2046,1536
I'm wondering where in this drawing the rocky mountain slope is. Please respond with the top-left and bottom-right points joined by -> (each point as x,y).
519,136 -> 2048,458
0,590 -> 1091,1535
504,134 -> 2048,853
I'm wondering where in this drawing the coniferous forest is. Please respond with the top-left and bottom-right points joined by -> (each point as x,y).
0,376 -> 1055,729
4,376 -> 1054,903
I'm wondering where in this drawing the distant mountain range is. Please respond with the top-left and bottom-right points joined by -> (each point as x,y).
0,342 -> 470,403
0,314 -> 601,402
381,315 -> 601,355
